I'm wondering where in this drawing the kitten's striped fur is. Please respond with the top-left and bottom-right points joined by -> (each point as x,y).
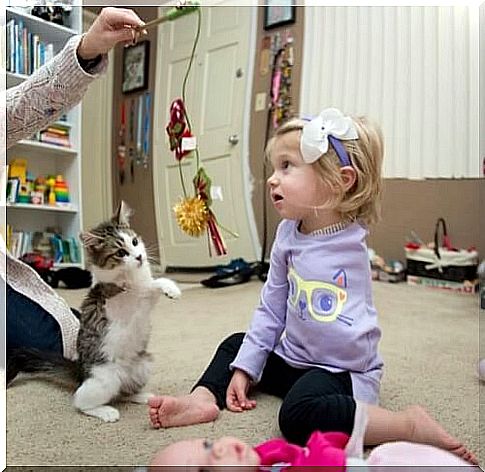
7,201 -> 181,422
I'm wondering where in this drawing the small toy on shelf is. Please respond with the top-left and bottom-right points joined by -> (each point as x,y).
16,184 -> 31,204
8,158 -> 27,184
33,176 -> 47,205
54,174 -> 70,205
46,175 -> 57,205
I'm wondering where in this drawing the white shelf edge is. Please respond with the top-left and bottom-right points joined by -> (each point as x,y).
13,139 -> 78,155
7,203 -> 78,214
54,262 -> 83,269
6,7 -> 78,36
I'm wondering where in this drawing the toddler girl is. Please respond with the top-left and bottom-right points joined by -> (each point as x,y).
147,109 -> 474,463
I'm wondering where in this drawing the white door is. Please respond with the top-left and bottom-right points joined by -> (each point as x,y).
153,3 -> 258,268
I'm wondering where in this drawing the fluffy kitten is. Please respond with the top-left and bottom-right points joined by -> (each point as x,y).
7,201 -> 181,422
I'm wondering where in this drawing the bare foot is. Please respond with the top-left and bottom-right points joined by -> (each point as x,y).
405,405 -> 478,465
148,393 -> 219,429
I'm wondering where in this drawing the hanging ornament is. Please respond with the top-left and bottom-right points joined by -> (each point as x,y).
166,98 -> 193,161
173,196 -> 207,237
165,5 -> 236,257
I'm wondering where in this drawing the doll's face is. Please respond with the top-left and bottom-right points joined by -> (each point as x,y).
149,437 -> 260,471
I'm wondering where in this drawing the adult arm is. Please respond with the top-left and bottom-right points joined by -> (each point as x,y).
6,7 -> 144,149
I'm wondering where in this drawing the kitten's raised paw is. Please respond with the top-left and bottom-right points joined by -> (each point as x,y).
153,278 -> 182,299
81,405 -> 120,422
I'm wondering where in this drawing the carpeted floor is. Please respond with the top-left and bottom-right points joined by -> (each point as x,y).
6,278 -> 481,466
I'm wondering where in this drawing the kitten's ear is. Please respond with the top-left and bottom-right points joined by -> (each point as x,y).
113,200 -> 133,226
79,231 -> 102,249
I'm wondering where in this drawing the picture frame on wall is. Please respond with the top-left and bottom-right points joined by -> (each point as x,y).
122,40 -> 150,94
263,0 -> 296,30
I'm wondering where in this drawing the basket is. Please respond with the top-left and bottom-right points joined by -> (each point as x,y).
405,218 -> 478,283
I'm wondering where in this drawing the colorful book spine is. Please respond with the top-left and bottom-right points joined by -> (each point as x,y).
6,18 -> 54,75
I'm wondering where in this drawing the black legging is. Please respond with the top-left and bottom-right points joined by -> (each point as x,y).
193,332 -> 356,445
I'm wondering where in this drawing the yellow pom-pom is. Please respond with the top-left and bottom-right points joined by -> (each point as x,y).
173,196 -> 208,237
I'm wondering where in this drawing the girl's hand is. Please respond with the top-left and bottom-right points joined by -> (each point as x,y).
226,369 -> 257,412
77,7 -> 146,60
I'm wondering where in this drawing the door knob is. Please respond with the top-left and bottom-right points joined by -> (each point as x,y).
228,134 -> 239,145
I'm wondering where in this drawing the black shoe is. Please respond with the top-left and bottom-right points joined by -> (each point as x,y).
201,266 -> 253,288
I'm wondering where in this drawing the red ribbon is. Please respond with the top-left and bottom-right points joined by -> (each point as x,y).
166,98 -> 193,161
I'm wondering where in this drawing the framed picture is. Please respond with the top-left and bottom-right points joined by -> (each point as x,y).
264,0 -> 296,30
122,40 -> 150,94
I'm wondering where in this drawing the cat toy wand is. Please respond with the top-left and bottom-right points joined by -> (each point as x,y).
132,1 -> 200,35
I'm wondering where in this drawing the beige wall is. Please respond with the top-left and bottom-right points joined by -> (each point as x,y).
249,5 -> 304,262
369,179 -> 484,263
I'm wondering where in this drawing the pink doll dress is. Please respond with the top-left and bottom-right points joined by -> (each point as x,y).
255,430 -> 348,470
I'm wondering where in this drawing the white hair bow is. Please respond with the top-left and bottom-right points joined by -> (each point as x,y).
300,108 -> 358,164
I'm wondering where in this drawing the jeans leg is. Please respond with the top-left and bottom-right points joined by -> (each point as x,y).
278,368 -> 356,445
191,332 -> 244,409
6,284 -> 63,360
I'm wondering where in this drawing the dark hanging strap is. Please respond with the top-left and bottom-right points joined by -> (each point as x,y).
433,217 -> 452,259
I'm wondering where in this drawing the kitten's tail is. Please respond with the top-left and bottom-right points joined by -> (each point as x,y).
7,348 -> 81,388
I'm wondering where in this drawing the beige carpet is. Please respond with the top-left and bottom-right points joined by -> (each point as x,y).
6,278 -> 481,466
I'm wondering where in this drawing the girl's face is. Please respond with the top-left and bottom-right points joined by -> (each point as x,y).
267,131 -> 338,231
150,437 -> 260,471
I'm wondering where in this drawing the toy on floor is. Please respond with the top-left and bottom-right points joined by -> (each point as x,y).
368,248 -> 405,283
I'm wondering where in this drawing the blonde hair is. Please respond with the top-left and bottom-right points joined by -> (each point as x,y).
265,114 -> 384,225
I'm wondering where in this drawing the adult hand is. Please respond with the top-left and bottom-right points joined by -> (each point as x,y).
226,369 -> 257,412
77,7 -> 146,60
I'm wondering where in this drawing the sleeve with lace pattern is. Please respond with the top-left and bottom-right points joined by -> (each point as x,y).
6,34 -> 107,149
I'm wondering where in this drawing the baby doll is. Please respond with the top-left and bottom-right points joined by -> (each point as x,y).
147,432 -> 477,471
147,401 -> 477,470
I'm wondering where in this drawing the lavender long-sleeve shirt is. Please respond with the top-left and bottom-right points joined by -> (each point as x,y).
231,219 -> 383,404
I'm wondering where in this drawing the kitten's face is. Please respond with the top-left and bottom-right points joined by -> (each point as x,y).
80,202 -> 147,275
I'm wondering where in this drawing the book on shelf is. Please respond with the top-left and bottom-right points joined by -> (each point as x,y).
6,225 -> 81,264
6,17 -> 54,76
35,122 -> 72,147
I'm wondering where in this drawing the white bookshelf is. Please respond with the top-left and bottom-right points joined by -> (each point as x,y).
6,4 -> 84,269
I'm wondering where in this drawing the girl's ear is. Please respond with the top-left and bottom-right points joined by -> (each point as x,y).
340,166 -> 357,191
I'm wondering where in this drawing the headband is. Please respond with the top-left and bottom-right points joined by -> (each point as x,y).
301,108 -> 358,166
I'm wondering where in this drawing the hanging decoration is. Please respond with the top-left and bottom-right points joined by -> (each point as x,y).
165,3 -> 236,257
270,32 -> 295,129
117,100 -> 126,185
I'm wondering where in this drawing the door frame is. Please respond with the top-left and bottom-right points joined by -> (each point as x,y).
152,3 -> 260,270
82,9 -> 114,224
